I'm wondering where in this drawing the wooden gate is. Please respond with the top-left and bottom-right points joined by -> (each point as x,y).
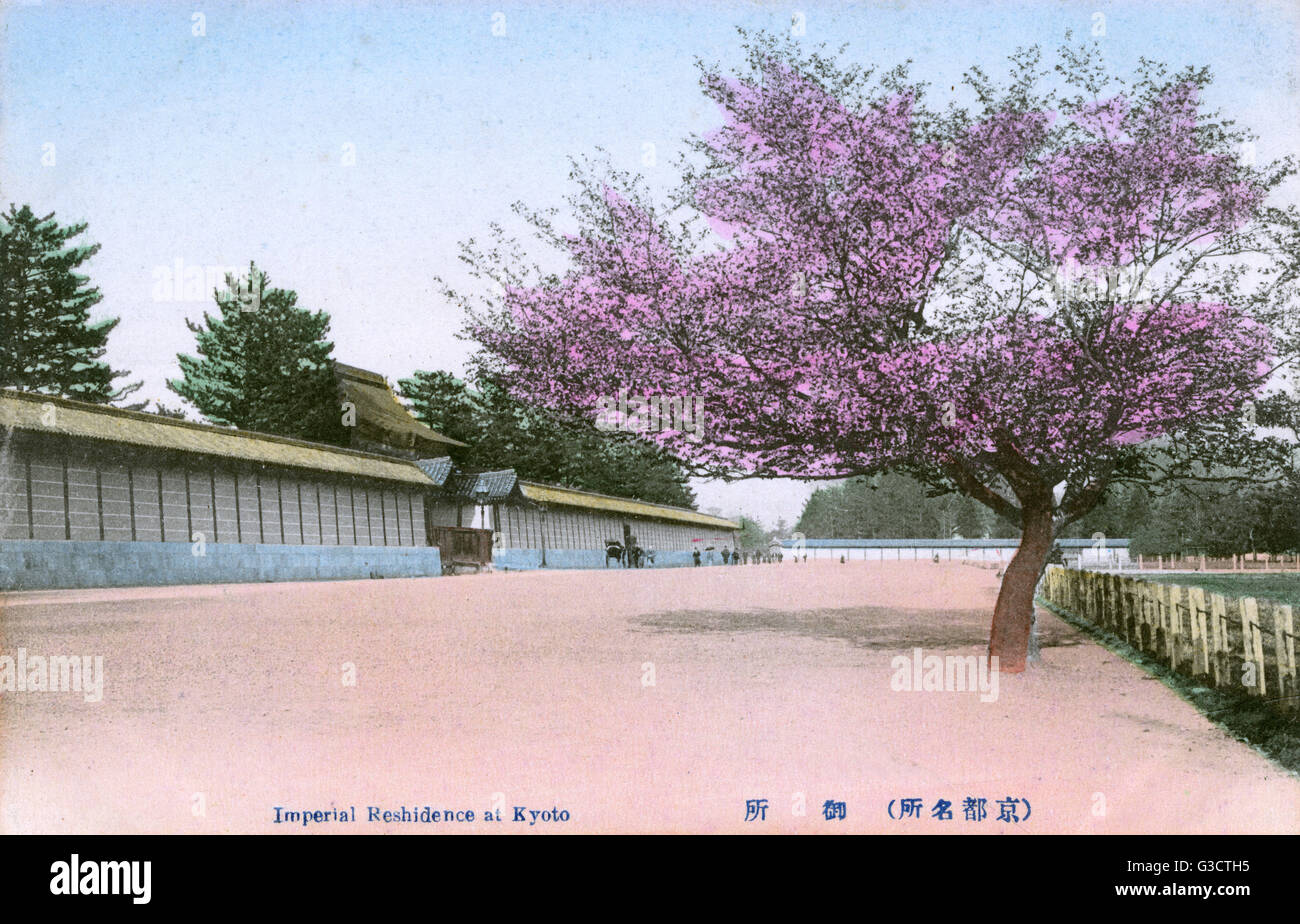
428,526 -> 493,574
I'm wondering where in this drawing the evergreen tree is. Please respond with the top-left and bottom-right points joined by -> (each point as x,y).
145,401 -> 188,419
0,204 -> 137,402
733,515 -> 768,551
168,263 -> 346,445
795,473 -> 1020,539
398,371 -> 696,507
396,370 -> 484,447
1066,479 -> 1300,557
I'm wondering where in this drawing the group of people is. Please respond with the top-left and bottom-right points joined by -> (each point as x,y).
606,538 -> 650,568
692,546 -> 784,566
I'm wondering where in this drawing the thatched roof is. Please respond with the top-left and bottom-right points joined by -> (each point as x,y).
0,389 -> 739,528
421,458 -> 738,529
0,389 -> 434,486
336,363 -> 465,454
520,481 -> 738,530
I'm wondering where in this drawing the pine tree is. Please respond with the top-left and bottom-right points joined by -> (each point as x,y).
0,204 -> 138,402
168,263 -> 347,445
734,515 -> 767,551
395,370 -> 483,447
398,371 -> 696,507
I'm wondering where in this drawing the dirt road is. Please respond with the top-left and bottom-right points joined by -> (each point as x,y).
2,561 -> 1296,833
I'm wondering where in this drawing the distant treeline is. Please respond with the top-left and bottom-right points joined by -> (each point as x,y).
794,474 -> 1019,541
795,472 -> 1300,557
1064,480 -> 1300,557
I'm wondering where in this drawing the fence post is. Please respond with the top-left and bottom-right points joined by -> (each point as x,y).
1188,587 -> 1210,677
1114,576 -> 1127,641
1152,583 -> 1166,654
1274,604 -> 1296,711
1199,553 -> 1206,572
1129,579 -> 1143,646
1241,597 -> 1266,697
1165,583 -> 1184,670
1142,582 -> 1158,654
1125,576 -> 1138,643
1138,553 -> 1144,570
1155,582 -> 1167,660
1131,579 -> 1145,646
1130,580 -> 1144,649
1209,593 -> 1228,686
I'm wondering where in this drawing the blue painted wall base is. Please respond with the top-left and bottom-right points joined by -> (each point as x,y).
493,548 -> 700,571
0,541 -> 722,590
0,540 -> 443,591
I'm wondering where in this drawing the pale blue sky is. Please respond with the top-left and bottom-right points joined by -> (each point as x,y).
3,0 -> 1298,524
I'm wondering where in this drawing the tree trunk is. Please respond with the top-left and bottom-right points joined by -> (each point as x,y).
988,501 -> 1054,673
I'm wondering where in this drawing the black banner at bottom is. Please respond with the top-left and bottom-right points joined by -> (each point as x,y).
5,834 -> 1281,911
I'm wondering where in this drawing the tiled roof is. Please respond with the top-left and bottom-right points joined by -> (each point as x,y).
447,469 -> 520,502
0,388 -> 435,486
415,456 -> 455,486
425,464 -> 735,530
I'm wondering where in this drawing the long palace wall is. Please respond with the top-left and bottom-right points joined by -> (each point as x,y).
494,504 -> 725,551
0,432 -> 736,587
0,432 -> 426,547
0,432 -> 440,589
489,504 -> 736,570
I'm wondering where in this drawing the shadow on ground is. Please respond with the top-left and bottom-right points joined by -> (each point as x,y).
635,606 -> 1085,651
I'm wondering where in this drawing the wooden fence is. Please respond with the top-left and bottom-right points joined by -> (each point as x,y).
1041,566 -> 1298,712
1136,553 -> 1300,571
1069,553 -> 1300,572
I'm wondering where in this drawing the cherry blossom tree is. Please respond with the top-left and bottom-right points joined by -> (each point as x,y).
451,34 -> 1300,671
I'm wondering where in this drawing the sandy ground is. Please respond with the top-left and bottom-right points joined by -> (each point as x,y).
1,560 -> 1296,834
